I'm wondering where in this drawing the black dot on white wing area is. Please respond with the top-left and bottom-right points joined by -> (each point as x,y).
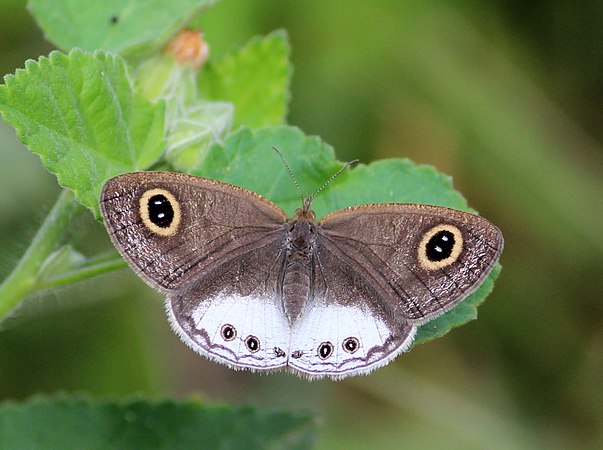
245,335 -> 260,353
343,337 -> 360,353
221,324 -> 236,341
318,342 -> 334,359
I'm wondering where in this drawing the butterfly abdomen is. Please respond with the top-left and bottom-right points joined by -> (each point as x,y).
282,259 -> 312,324
282,219 -> 316,323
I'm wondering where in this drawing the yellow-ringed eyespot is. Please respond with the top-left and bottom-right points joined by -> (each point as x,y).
418,224 -> 463,270
139,188 -> 181,236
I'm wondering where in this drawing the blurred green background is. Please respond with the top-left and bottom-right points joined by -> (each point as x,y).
1,0 -> 602,448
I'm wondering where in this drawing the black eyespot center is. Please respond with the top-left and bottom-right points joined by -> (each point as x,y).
148,194 -> 174,228
425,229 -> 456,262
245,335 -> 260,353
221,324 -> 236,341
343,337 -> 360,354
318,342 -> 334,360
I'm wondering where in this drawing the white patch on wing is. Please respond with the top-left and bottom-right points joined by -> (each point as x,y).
287,300 -> 416,379
167,292 -> 290,371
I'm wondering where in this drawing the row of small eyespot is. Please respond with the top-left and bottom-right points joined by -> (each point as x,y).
220,324 -> 361,358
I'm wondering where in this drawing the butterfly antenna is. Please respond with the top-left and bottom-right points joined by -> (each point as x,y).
273,147 -> 305,202
309,159 -> 359,202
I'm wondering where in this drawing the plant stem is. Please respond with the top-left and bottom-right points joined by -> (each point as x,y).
41,253 -> 126,290
0,189 -> 82,319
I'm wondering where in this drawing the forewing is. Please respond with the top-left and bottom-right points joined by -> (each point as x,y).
318,204 -> 503,323
100,172 -> 288,292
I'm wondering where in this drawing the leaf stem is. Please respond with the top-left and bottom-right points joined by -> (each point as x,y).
40,253 -> 126,291
0,189 -> 82,319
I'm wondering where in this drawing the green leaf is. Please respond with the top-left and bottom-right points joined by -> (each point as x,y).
135,46 -> 234,172
0,396 -> 317,450
195,126 -> 468,218
198,31 -> 291,128
195,125 -> 501,342
165,101 -> 233,170
193,126 -> 343,216
27,0 -> 220,56
0,49 -> 165,218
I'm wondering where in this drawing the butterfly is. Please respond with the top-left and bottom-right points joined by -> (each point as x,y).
100,168 -> 502,379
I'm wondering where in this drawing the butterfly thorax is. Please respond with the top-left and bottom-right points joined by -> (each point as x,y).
282,216 -> 317,324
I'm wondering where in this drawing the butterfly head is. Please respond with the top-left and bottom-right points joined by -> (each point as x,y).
273,146 -> 358,224
293,197 -> 317,222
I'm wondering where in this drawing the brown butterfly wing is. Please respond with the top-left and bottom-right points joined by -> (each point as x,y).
317,204 -> 503,323
100,172 -> 288,292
